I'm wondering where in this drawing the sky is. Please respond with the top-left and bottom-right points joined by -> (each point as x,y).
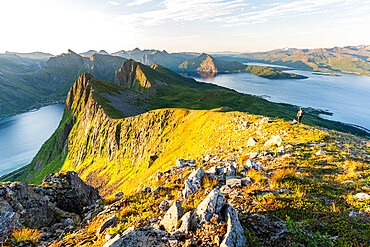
0,0 -> 369,54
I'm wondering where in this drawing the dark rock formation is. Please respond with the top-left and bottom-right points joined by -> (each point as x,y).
42,171 -> 101,214
0,172 -> 100,242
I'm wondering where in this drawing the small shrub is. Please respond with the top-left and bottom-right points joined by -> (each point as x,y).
286,216 -> 333,247
11,228 -> 42,244
271,168 -> 296,184
203,176 -> 218,189
247,169 -> 265,183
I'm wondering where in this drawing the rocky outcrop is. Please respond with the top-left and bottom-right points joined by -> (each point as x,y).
0,172 -> 100,242
182,167 -> 205,198
96,215 -> 117,236
190,189 -> 226,230
42,171 -> 100,214
220,204 -> 247,247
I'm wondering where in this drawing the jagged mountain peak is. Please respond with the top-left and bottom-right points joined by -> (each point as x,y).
114,59 -> 158,94
199,52 -> 213,58
67,49 -> 78,55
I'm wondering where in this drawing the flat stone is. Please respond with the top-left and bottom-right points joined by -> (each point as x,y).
354,193 -> 370,200
264,135 -> 283,147
226,178 -> 242,188
245,159 -> 263,172
247,137 -> 258,147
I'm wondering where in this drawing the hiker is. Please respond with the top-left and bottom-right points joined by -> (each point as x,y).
297,108 -> 304,123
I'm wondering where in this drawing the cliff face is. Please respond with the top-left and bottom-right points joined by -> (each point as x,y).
10,72 -> 265,197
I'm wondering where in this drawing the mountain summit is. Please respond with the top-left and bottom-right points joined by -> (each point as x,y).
114,59 -> 162,94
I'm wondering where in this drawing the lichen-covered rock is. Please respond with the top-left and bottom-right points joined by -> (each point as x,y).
226,178 -> 243,188
225,164 -> 236,177
190,189 -> 226,229
176,211 -> 191,234
315,150 -> 327,156
188,167 -> 205,182
0,172 -> 100,242
159,200 -> 171,211
182,167 -> 205,198
102,234 -> 123,247
220,185 -> 232,194
160,201 -> 184,233
0,212 -> 20,241
220,204 -> 247,247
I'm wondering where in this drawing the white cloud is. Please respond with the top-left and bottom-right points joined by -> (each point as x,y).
109,1 -> 120,6
214,0 -> 370,26
119,0 -> 248,27
127,0 -> 153,6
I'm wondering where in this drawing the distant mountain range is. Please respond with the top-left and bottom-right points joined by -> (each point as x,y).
0,50 -> 125,118
0,48 -> 305,118
215,45 -> 370,76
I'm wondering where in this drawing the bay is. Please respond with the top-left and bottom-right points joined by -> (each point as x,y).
191,64 -> 370,131
0,104 -> 64,176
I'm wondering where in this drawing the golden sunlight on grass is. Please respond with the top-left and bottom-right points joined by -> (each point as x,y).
11,228 -> 42,244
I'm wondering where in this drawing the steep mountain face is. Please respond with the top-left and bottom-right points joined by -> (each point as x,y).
178,53 -> 307,79
179,53 -> 229,73
80,50 -> 110,57
114,59 -> 160,94
225,45 -> 370,76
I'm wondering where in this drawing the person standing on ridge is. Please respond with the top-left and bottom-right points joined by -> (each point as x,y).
297,108 -> 304,123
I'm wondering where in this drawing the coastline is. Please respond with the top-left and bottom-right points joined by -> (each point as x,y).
0,99 -> 65,121
0,162 -> 30,182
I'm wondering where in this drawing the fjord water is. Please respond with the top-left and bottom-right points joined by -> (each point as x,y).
0,104 -> 64,176
192,65 -> 370,131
